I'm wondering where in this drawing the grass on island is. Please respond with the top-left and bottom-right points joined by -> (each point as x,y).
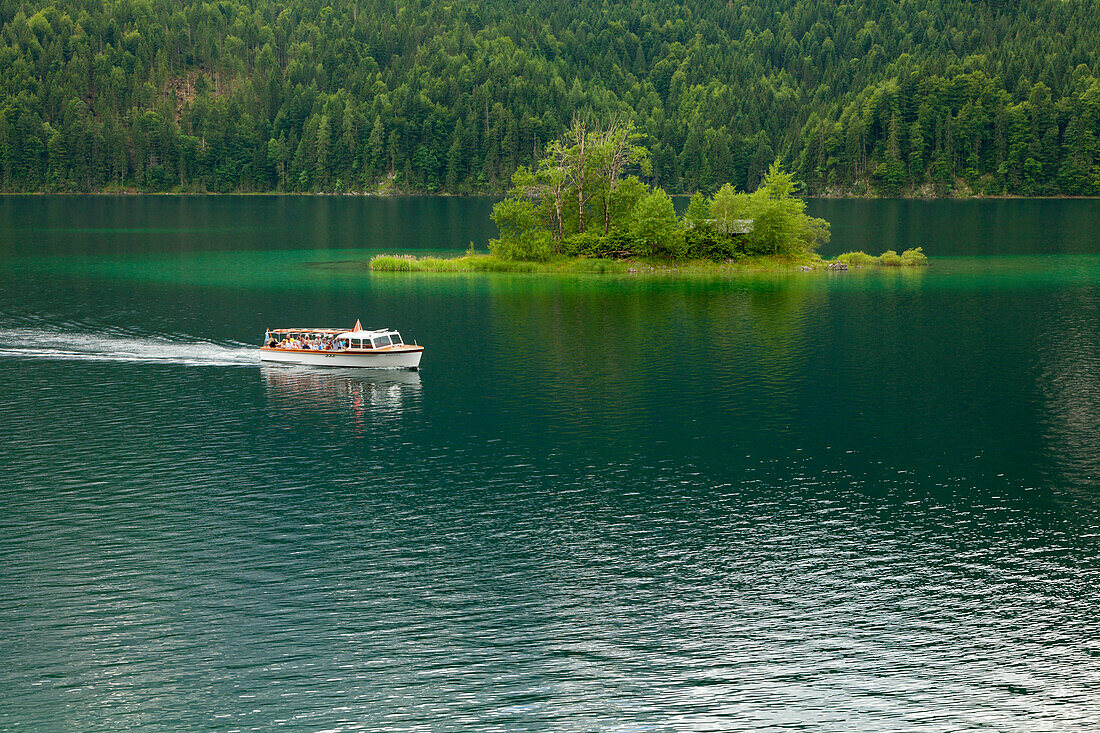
369,247 -> 928,275
370,253 -> 814,275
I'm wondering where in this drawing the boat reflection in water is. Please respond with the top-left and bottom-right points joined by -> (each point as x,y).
261,364 -> 422,429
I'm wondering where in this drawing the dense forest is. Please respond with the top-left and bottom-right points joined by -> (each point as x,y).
1,0 -> 1099,196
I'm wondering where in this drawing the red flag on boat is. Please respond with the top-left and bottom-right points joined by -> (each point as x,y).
354,319 -> 362,331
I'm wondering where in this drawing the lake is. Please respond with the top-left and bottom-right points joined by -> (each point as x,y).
1,196 -> 1098,731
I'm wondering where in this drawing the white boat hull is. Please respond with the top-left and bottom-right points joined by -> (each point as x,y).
259,347 -> 423,370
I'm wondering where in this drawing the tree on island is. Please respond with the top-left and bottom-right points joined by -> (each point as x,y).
490,120 -> 829,262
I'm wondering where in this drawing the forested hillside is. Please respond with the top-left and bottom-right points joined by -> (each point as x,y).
2,0 -> 1099,195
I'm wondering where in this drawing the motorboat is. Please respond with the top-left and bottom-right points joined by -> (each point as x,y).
259,321 -> 423,370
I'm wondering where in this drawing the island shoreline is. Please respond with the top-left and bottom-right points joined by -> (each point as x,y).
362,250 -> 928,277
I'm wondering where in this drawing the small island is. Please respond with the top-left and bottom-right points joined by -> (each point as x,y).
371,118 -> 927,276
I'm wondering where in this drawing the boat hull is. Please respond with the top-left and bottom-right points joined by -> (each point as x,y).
259,347 -> 423,370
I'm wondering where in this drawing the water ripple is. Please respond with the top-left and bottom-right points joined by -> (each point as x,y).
2,245 -> 1099,730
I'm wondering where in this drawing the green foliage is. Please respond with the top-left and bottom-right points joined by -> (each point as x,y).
605,177 -> 649,231
682,187 -> 742,259
500,125 -> 824,262
561,231 -> 605,258
631,189 -> 684,258
872,157 -> 907,196
490,197 -> 541,242
489,229 -> 555,262
835,251 -> 879,266
488,196 -> 554,261
684,192 -> 710,227
834,249 -> 928,267
743,163 -> 830,256
901,247 -> 928,266
0,0 -> 1097,193
367,253 -> 820,276
709,184 -> 751,231
879,250 -> 904,267
561,230 -> 638,259
685,226 -> 741,261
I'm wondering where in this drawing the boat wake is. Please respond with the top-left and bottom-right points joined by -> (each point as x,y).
0,327 -> 257,367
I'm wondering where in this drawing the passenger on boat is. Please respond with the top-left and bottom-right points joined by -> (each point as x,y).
268,335 -> 356,350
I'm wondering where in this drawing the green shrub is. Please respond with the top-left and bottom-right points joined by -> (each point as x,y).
604,230 -> 639,258
488,229 -> 554,262
685,224 -> 743,260
901,247 -> 928,266
835,251 -> 878,266
561,230 -> 640,259
707,236 -> 742,260
684,225 -> 715,259
879,249 -> 903,266
562,230 -> 609,258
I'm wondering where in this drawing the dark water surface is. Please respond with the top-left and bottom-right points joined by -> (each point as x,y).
1,196 -> 1098,731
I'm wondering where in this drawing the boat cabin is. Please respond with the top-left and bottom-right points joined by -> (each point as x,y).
265,327 -> 405,351
341,330 -> 405,350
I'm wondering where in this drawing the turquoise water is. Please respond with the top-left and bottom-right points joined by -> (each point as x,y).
1,196 -> 1098,730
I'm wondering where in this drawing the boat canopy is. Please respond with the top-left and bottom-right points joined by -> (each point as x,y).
336,329 -> 392,339
269,327 -> 346,335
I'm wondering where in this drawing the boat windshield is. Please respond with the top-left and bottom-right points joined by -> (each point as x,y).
390,333 -> 403,345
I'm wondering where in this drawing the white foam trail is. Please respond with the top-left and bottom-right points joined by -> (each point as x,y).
0,328 -> 257,367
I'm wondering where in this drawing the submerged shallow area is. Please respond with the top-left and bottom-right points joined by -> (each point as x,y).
1,196 -> 1098,731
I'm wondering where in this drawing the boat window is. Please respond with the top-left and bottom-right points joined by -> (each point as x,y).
390,333 -> 403,345
352,339 -> 363,348
373,335 -> 391,348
